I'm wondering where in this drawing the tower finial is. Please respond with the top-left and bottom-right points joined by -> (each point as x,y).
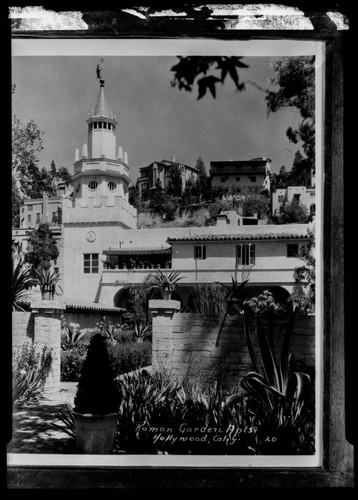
96,58 -> 105,86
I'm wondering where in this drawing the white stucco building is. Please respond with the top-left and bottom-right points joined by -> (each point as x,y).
272,185 -> 316,217
13,73 -> 313,311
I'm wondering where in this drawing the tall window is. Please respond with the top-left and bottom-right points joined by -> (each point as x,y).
36,213 -> 40,223
84,253 -> 99,274
278,195 -> 284,202
194,245 -> 206,260
236,244 -> 255,266
287,244 -> 299,257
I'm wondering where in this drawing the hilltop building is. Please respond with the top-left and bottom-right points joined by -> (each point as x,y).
209,157 -> 272,195
138,157 -> 198,196
272,185 -> 316,217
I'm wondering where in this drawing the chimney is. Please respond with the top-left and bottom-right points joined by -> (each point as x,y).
124,152 -> 128,165
118,146 -> 123,160
75,148 -> 79,162
82,144 -> 88,158
171,155 -> 176,163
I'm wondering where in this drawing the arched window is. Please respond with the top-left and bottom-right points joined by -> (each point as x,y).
103,122 -> 107,129
108,181 -> 117,192
98,122 -> 102,129
88,180 -> 98,191
93,122 -> 97,129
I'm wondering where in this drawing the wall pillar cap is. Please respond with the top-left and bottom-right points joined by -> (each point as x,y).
149,299 -> 181,315
31,299 -> 65,313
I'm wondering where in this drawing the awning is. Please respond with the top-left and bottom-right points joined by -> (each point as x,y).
103,246 -> 171,255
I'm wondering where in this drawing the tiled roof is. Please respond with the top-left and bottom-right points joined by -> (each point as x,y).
103,245 -> 171,255
65,299 -> 125,313
167,232 -> 308,242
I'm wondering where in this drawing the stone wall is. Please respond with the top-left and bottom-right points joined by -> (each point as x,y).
12,302 -> 63,395
12,312 -> 34,348
150,300 -> 315,391
31,304 -> 63,394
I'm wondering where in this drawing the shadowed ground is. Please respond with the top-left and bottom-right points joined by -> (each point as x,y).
7,382 -> 77,454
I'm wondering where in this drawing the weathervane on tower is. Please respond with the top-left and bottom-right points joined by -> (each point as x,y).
96,58 -> 105,86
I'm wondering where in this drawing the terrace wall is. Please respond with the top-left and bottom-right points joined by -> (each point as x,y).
150,300 -> 315,391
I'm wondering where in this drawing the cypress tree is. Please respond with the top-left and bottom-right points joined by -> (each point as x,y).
74,334 -> 119,415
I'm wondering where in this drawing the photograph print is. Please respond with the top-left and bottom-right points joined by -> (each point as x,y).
10,38 -> 323,467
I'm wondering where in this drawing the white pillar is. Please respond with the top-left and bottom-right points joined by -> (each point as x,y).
124,152 -> 128,165
75,148 -> 79,162
118,146 -> 123,160
82,144 -> 88,158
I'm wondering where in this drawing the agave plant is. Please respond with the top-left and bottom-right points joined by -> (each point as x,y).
51,403 -> 76,438
63,323 -> 88,346
215,277 -> 249,347
12,258 -> 37,311
133,322 -> 150,343
149,269 -> 183,292
241,308 -> 312,414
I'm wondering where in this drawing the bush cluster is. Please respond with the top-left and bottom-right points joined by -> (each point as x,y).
107,340 -> 151,375
114,369 -> 315,455
13,342 -> 53,406
60,326 -> 152,382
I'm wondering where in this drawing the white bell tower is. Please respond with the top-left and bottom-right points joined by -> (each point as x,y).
64,60 -> 137,229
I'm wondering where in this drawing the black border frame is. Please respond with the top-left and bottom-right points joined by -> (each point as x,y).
7,3 -> 354,489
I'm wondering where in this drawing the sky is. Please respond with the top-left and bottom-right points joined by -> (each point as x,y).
12,54 -> 305,182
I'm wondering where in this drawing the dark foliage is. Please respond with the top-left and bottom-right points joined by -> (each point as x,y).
171,56 -> 249,99
73,333 -> 120,415
26,223 -> 59,270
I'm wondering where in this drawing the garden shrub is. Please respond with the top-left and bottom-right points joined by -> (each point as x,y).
13,342 -> 53,406
60,330 -> 152,382
113,368 -> 315,455
106,339 -> 152,376
60,329 -> 93,382
61,346 -> 87,382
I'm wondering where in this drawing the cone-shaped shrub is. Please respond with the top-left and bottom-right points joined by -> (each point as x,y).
74,333 -> 120,415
